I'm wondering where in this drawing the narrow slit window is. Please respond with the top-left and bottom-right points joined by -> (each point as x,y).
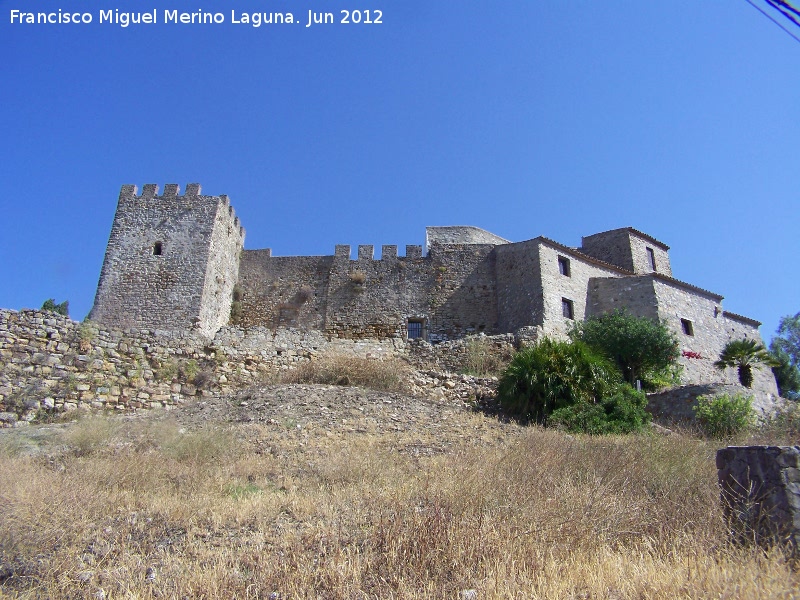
681,318 -> 694,336
558,256 -> 571,277
646,247 -> 656,271
562,298 -> 574,320
407,320 -> 424,340
153,242 -> 163,256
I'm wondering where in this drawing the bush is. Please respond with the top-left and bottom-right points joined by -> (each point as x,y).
693,393 -> 755,438
497,339 -> 622,424
40,298 -> 69,316
550,386 -> 651,434
569,310 -> 679,386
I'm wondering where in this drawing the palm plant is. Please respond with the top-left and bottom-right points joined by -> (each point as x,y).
714,339 -> 778,388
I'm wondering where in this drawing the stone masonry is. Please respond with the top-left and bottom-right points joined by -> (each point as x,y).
87,184 -> 780,401
717,446 -> 800,554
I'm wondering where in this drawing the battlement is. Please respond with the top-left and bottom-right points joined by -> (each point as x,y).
333,244 -> 424,260
118,184 -> 244,238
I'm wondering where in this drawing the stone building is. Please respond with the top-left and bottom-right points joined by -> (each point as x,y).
89,183 -> 779,396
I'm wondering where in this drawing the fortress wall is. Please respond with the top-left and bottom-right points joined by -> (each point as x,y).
323,245 -> 429,339
629,233 -> 672,277
198,196 -> 245,337
539,245 -> 628,339
495,240 -> 544,333
587,276 -> 660,321
320,243 -> 497,341
90,184 -> 243,336
425,226 -> 510,247
581,229 -> 637,271
425,243 -> 499,341
652,279 -> 778,397
238,251 -> 334,330
0,309 -> 406,420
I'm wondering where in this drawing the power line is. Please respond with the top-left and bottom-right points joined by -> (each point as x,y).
765,0 -> 800,28
745,0 -> 800,45
766,0 -> 800,21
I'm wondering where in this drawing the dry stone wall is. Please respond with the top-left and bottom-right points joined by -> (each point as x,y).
1,309 -> 504,424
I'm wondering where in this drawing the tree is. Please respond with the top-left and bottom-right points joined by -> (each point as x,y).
497,339 -> 621,424
770,312 -> 800,399
569,310 -> 679,386
40,298 -> 69,317
714,339 -> 778,389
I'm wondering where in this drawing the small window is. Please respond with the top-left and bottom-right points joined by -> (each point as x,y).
407,320 -> 424,340
558,256 -> 571,277
562,298 -> 574,320
681,319 -> 694,336
646,247 -> 656,271
153,242 -> 163,256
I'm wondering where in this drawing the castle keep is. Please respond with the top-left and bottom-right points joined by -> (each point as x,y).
89,183 -> 778,394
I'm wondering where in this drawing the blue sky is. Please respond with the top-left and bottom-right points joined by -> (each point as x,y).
1,1 -> 798,342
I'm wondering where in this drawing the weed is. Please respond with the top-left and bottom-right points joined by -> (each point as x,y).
462,336 -> 512,377
349,270 -> 366,285
182,359 -> 200,382
279,353 -> 410,392
78,321 -> 96,352
156,357 -> 180,382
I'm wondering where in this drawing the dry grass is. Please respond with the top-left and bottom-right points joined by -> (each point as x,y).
0,410 -> 798,599
279,353 -> 411,392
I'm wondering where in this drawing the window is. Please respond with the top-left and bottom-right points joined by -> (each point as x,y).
681,319 -> 694,336
558,256 -> 571,277
407,320 -> 424,339
562,298 -> 574,320
153,242 -> 163,256
646,247 -> 656,271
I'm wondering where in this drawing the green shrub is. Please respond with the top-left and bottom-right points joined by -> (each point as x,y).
497,339 -> 622,424
182,359 -> 200,382
693,393 -> 755,438
569,309 -> 679,386
41,298 -> 69,316
550,386 -> 651,435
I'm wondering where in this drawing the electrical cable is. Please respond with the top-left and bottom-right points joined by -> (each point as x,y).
744,0 -> 800,44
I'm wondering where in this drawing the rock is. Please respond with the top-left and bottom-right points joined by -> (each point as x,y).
0,412 -> 18,426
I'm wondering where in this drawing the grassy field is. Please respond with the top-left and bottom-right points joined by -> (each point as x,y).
1,400 -> 798,599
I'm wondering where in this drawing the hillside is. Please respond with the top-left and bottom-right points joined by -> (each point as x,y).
2,381 -> 799,598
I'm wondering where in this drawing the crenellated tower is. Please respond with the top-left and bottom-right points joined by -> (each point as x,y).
89,183 -> 245,338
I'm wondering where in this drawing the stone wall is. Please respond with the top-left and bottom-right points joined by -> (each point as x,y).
237,241 -> 500,342
716,446 -> 800,553
538,242 -> 628,339
425,226 -> 510,247
495,240 -> 544,334
0,309 -> 510,424
238,251 -> 333,330
581,228 -> 672,277
90,184 -> 244,338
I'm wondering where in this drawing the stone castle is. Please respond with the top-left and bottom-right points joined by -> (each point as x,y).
89,183 -> 779,395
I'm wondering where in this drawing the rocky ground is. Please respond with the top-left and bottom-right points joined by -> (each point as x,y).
0,381 -> 519,460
